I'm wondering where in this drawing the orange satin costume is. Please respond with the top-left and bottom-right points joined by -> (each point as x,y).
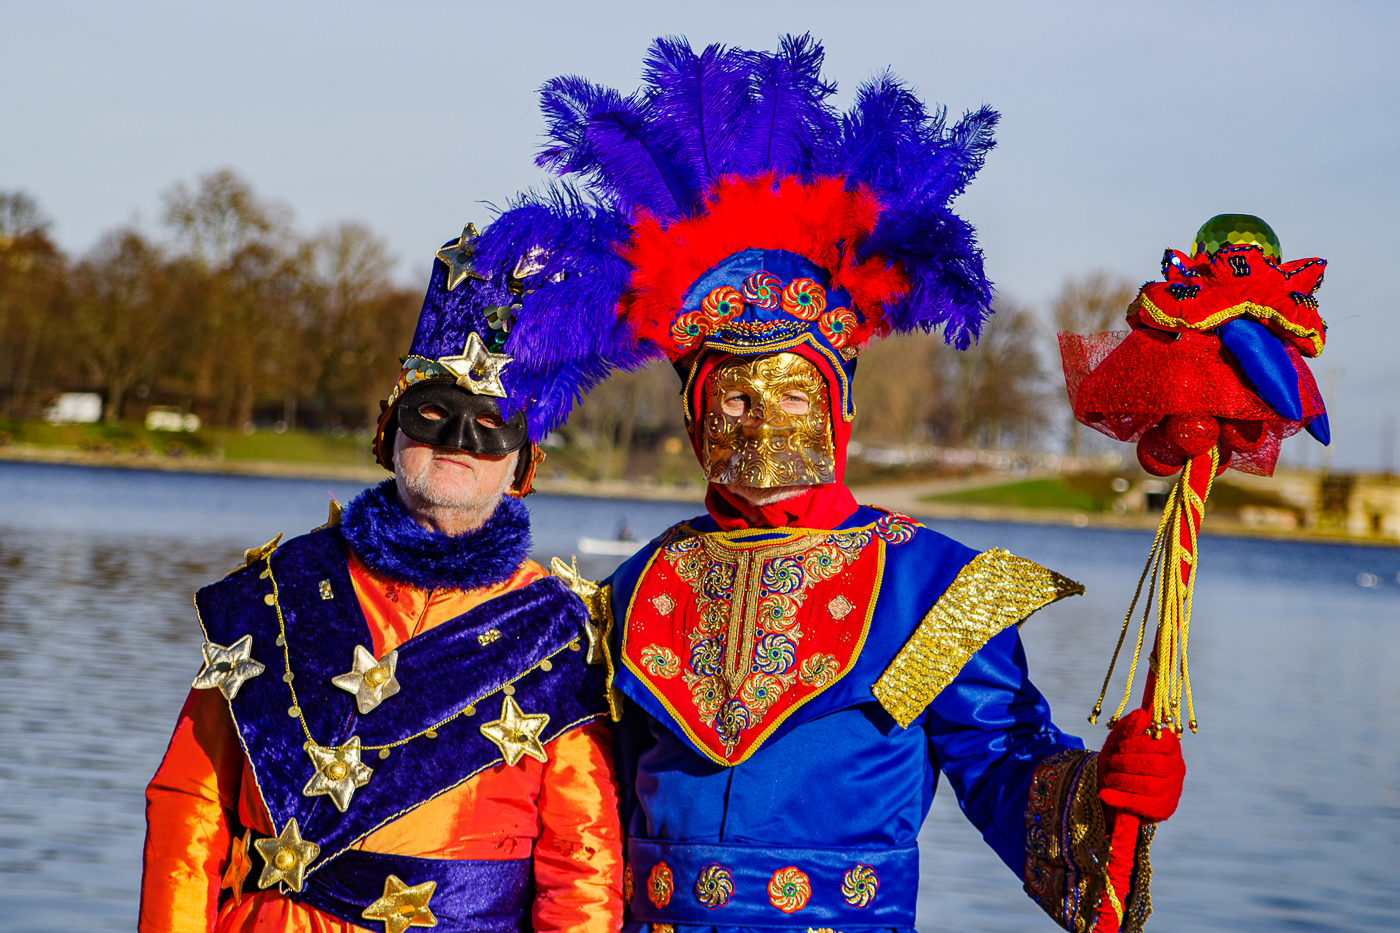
140,555 -> 623,933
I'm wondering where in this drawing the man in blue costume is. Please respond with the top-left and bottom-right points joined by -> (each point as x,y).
456,35 -> 1187,932
140,229 -> 635,932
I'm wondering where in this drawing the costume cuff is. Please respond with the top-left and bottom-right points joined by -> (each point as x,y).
1023,750 -> 1154,932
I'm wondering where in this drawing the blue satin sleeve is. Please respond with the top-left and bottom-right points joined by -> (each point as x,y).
925,625 -> 1085,874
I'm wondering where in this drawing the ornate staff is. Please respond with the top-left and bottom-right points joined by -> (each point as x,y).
1058,215 -> 1330,931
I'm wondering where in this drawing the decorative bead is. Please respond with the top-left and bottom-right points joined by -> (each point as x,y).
701,285 -> 744,321
538,659 -> 552,672
263,594 -> 276,606
741,271 -> 782,310
781,278 -> 826,321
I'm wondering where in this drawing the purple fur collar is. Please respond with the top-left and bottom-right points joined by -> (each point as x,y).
340,480 -> 532,591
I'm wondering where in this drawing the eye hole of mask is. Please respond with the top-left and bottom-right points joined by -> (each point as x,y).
418,404 -> 449,421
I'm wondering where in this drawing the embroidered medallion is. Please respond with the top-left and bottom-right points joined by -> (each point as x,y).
640,645 -> 681,678
826,595 -> 853,620
872,509 -> 920,545
694,863 -> 734,909
624,522 -> 884,764
648,861 -> 674,908
841,863 -> 879,907
192,635 -> 265,700
768,866 -> 811,913
253,818 -> 319,893
361,874 -> 438,933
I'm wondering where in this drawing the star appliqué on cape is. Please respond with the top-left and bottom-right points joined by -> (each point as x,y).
192,634 -> 265,700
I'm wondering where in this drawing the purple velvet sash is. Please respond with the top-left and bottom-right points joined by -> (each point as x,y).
196,527 -> 607,875
287,848 -> 532,932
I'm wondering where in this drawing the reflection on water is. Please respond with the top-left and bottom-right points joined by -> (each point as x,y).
0,462 -> 1396,931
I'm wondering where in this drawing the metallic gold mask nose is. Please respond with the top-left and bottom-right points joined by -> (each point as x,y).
702,352 -> 836,488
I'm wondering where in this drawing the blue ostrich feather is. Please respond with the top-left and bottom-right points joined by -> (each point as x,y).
739,33 -> 837,176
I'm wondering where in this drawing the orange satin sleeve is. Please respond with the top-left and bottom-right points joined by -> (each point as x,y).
533,722 -> 624,933
139,686 -> 244,932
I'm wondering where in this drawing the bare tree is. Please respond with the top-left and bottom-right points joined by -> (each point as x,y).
163,169 -> 289,268
1049,272 -> 1138,455
0,192 -> 66,418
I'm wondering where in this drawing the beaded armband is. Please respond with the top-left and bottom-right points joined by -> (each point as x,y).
872,549 -> 1083,728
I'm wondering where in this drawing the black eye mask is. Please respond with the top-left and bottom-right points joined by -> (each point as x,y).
396,381 -> 528,455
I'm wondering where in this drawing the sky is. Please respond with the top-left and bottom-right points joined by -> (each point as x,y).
2,1 -> 1396,470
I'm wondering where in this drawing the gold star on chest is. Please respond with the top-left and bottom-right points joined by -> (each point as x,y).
434,223 -> 486,291
362,874 -> 438,933
253,818 -> 319,893
332,645 -> 400,714
479,694 -> 550,766
302,735 -> 374,811
192,634 -> 265,700
437,331 -> 512,398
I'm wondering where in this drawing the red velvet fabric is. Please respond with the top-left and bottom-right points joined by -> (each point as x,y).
688,344 -> 858,531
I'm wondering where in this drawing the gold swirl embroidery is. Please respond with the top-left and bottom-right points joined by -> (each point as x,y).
798,653 -> 841,688
639,644 -> 680,679
768,866 -> 811,913
647,862 -> 674,908
841,863 -> 879,907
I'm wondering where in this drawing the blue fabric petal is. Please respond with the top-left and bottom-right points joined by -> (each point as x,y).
1218,317 -> 1303,422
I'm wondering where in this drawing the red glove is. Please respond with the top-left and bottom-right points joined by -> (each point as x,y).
1097,708 -> 1186,822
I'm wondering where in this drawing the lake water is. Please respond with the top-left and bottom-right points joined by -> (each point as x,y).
0,461 -> 1396,932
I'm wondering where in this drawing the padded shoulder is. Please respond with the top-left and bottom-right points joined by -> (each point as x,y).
873,548 -> 1083,728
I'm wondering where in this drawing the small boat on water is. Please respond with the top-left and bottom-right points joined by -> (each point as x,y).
577,536 -> 643,557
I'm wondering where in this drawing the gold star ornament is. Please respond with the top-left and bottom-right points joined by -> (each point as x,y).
302,735 -> 374,811
332,645 -> 401,714
362,874 -> 439,933
437,331 -> 511,398
193,634 -> 266,700
253,818 -> 319,893
479,695 -> 550,766
434,223 -> 486,291
220,830 -> 253,905
550,556 -> 610,665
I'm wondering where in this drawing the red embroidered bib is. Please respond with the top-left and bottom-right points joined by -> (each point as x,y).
622,522 -> 889,765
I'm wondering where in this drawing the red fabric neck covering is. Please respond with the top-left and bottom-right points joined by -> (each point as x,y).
688,344 -> 859,532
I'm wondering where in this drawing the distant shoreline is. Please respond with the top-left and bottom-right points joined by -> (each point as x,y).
2,442 -> 1394,549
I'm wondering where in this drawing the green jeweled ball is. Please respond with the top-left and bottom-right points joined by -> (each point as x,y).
1192,213 -> 1281,261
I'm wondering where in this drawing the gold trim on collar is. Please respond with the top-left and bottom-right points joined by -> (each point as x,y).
872,548 -> 1083,728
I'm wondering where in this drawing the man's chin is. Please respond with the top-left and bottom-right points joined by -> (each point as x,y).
722,483 -> 813,507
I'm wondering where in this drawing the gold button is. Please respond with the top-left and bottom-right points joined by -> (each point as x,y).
378,748 -> 391,760
263,594 -> 276,605
365,667 -> 386,687
282,672 -> 294,683
502,684 -> 515,696
464,705 -> 476,717
568,640 -> 581,652
288,706 -> 301,718
539,659 -> 553,672
274,848 -> 297,871
425,729 -> 438,739
326,761 -> 348,781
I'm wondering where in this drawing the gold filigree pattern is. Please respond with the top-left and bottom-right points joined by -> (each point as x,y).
826,595 -> 853,619
640,644 -> 681,678
648,861 -> 674,908
841,863 -> 879,907
651,593 -> 677,615
1023,749 -> 1116,933
665,527 -> 873,753
873,549 -> 1084,728
768,866 -> 811,913
702,352 -> 835,487
798,653 -> 840,688
693,863 -> 734,909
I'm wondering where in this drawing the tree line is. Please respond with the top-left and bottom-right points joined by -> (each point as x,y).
0,170 -> 1136,469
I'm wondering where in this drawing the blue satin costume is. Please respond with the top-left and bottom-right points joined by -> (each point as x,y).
606,507 -> 1086,931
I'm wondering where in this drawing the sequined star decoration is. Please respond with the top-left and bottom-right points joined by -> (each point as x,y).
437,331 -> 511,398
479,694 -> 550,766
362,874 -> 439,933
302,735 -> 374,812
331,645 -> 400,714
433,223 -> 486,291
550,556 -> 609,665
253,818 -> 319,893
192,634 -> 266,700
220,829 -> 253,905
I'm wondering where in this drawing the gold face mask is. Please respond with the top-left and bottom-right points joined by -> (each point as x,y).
701,352 -> 836,488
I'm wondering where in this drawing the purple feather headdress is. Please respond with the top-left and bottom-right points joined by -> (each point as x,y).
399,34 -> 998,444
